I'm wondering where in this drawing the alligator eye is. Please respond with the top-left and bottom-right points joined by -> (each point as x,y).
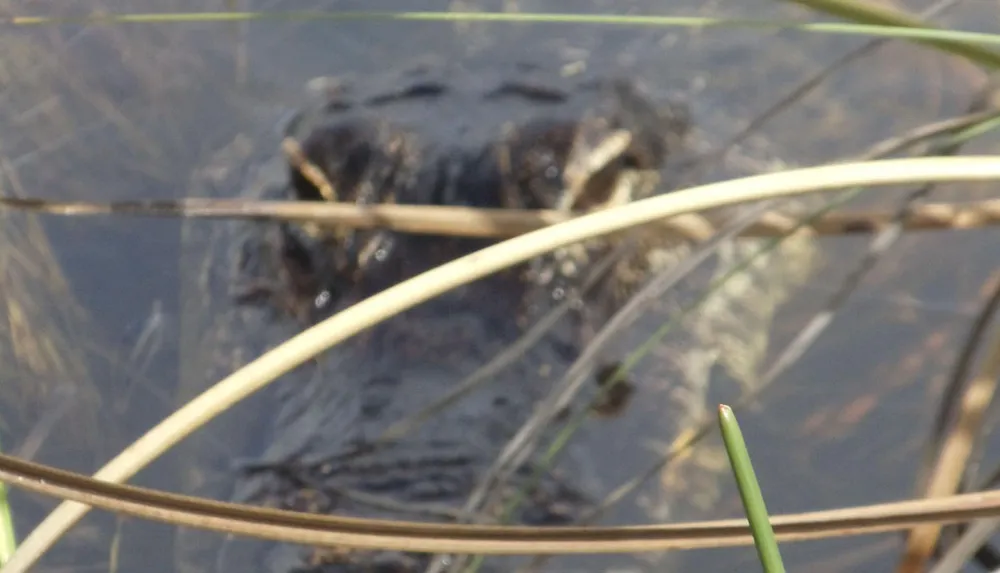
622,144 -> 658,170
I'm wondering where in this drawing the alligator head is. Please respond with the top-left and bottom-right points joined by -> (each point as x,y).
275,63 -> 690,318
221,62 -> 692,573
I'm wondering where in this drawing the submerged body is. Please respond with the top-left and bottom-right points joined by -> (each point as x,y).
179,60 -> 805,573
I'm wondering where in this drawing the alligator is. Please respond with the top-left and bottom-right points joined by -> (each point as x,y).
174,60 -> 815,573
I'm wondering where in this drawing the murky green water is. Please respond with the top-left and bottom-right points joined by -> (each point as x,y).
0,0 -> 998,571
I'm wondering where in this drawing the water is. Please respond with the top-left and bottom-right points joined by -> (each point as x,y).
0,0 -> 998,571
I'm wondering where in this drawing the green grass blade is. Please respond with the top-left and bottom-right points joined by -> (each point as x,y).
4,10 -> 1000,53
0,434 -> 17,565
782,0 -> 1000,69
718,404 -> 785,573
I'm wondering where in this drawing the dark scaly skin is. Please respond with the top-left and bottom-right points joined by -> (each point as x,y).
182,61 -> 690,573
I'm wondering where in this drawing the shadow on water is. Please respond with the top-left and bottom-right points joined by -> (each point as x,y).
0,0 -> 998,571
